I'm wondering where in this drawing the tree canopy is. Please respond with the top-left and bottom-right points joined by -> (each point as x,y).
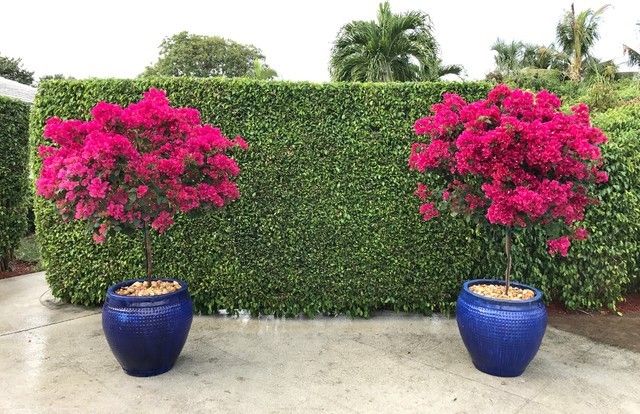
142,31 -> 276,79
0,54 -> 34,85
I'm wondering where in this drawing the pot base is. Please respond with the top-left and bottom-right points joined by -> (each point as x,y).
124,364 -> 175,377
472,361 -> 526,378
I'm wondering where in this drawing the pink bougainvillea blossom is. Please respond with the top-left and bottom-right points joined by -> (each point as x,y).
409,84 -> 607,256
419,202 -> 440,221
547,236 -> 571,257
414,183 -> 430,200
573,227 -> 589,241
36,88 -> 247,243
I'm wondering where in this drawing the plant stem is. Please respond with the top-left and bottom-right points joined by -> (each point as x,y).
504,228 -> 512,294
143,223 -> 153,284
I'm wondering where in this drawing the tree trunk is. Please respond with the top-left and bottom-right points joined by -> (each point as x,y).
143,223 -> 153,285
0,250 -> 10,272
504,229 -> 512,294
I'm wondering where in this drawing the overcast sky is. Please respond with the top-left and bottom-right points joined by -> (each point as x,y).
1,0 -> 638,82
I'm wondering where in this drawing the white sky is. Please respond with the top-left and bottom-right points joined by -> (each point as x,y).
1,0 -> 638,81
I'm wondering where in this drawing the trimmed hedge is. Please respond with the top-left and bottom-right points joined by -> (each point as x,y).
0,96 -> 30,270
31,79 -> 637,315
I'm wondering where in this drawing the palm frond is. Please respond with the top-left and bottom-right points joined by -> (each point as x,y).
437,64 -> 463,78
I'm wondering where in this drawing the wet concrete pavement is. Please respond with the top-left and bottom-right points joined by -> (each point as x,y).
2,272 -> 639,413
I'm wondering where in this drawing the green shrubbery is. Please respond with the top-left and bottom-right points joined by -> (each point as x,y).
502,75 -> 640,113
31,78 -> 639,314
0,96 -> 30,270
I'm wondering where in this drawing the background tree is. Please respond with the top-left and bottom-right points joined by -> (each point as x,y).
491,40 -> 525,76
420,58 -> 463,81
521,44 -> 566,71
556,3 -> 610,81
0,54 -> 34,85
623,23 -> 640,67
246,59 -> 278,80
491,40 -> 566,77
330,2 -> 461,82
142,31 -> 275,78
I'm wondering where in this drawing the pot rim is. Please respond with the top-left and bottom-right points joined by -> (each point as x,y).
462,278 -> 543,304
106,277 -> 189,301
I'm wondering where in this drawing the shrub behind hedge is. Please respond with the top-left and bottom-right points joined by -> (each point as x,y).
0,96 -> 30,270
31,79 -> 638,314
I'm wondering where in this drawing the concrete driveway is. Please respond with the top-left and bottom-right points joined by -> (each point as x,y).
1,273 -> 639,413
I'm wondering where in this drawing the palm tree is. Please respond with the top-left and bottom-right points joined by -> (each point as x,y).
420,59 -> 464,81
489,39 -> 569,81
623,23 -> 640,67
555,3 -> 610,81
247,59 -> 278,80
491,39 -> 524,75
330,2 -> 456,82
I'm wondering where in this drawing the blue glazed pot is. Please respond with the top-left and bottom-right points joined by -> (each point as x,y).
456,279 -> 547,377
102,278 -> 193,377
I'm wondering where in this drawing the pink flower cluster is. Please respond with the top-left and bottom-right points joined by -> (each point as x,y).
37,88 -> 248,243
409,85 -> 608,256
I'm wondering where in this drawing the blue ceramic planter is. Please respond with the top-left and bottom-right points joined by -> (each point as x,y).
102,278 -> 193,377
456,279 -> 547,377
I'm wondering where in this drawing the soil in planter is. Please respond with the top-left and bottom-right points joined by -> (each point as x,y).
116,280 -> 182,296
470,284 -> 535,300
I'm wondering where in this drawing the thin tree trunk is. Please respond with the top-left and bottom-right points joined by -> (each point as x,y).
570,3 -> 582,82
504,229 -> 512,294
143,223 -> 153,285
0,249 -> 10,272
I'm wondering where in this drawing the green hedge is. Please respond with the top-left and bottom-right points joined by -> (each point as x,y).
0,96 -> 30,270
31,78 -> 637,315
590,104 -> 640,295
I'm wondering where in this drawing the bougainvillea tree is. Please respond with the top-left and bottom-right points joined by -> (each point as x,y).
409,84 -> 608,292
37,88 -> 247,283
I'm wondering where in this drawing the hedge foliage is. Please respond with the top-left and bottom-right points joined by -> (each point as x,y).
31,78 -> 638,315
0,96 -> 30,270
